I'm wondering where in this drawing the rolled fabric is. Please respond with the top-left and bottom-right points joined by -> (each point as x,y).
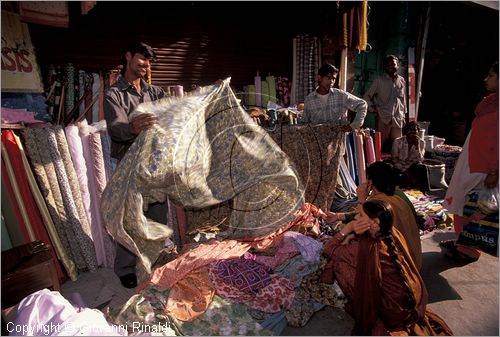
364,134 -> 376,165
374,131 -> 382,161
346,132 -> 356,183
261,80 -> 269,109
255,72 -> 261,107
247,84 -> 256,106
266,75 -> 277,104
92,73 -> 100,123
174,85 -> 184,97
355,133 -> 367,183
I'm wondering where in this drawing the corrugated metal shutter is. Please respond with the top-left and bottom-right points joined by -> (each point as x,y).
26,2 -> 331,92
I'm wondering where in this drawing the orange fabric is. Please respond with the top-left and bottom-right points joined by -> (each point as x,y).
469,93 -> 499,173
165,266 -> 215,321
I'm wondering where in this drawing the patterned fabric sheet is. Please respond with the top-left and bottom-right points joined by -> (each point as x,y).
402,189 -> 454,234
100,78 -> 304,275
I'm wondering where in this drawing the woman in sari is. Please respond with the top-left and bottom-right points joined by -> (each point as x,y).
321,199 -> 453,336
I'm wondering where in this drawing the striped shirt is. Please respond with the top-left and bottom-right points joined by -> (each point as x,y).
302,88 -> 367,129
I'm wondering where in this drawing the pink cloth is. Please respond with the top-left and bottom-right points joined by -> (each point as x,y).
144,239 -> 252,290
1,107 -> 44,124
11,289 -> 126,335
364,134 -> 376,166
78,120 -> 108,267
89,131 -> 115,268
374,132 -> 382,161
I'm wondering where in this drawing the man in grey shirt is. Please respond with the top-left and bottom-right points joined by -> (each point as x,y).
104,42 -> 166,288
363,55 -> 407,153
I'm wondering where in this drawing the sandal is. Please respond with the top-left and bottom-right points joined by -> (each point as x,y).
445,249 -> 479,262
439,240 -> 457,250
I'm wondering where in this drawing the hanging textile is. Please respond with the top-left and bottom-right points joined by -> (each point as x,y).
100,78 -> 304,276
292,35 -> 321,105
267,124 -> 345,211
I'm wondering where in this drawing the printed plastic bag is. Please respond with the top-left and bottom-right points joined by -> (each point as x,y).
476,188 -> 499,215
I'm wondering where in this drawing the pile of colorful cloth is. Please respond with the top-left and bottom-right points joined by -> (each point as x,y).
402,189 -> 454,235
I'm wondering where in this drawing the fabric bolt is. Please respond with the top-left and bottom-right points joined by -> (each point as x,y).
208,266 -> 295,313
1,130 -> 65,279
98,73 -> 105,121
65,63 -> 75,116
246,84 -> 256,106
374,131 -> 382,159
99,129 -> 115,181
34,127 -> 85,270
22,128 -> 78,279
255,73 -> 262,107
88,131 -> 116,268
355,133 -> 367,183
90,73 -> 100,123
78,70 -> 86,116
266,75 -> 277,104
46,127 -> 98,271
1,156 -> 34,245
345,133 -> 356,182
101,79 -> 304,275
165,266 -> 215,321
261,80 -> 270,108
54,126 -> 94,250
1,174 -> 29,246
79,120 -> 111,268
268,123 -> 345,211
1,142 -> 36,242
64,124 -> 95,253
211,257 -> 272,294
12,130 -> 73,280
364,133 -> 376,166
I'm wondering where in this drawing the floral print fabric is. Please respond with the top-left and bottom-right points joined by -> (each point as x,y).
100,78 -> 304,275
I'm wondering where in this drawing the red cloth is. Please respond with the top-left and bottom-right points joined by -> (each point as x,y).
1,130 -> 66,280
469,93 -> 499,173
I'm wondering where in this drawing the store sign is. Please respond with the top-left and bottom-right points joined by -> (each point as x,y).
1,10 -> 43,93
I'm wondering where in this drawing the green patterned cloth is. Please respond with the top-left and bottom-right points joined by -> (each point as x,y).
101,78 -> 304,275
109,285 -> 271,336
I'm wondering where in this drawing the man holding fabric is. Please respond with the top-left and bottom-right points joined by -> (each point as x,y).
302,63 -> 368,207
302,63 -> 367,131
103,41 -> 167,288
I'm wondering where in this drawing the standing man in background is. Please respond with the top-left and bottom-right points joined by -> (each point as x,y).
364,55 -> 407,153
104,41 -> 166,288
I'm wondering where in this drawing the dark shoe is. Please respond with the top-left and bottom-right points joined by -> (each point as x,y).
119,273 -> 137,288
439,240 -> 456,250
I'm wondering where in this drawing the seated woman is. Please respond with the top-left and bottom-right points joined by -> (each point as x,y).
320,200 -> 453,336
325,161 -> 422,270
391,121 -> 430,192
